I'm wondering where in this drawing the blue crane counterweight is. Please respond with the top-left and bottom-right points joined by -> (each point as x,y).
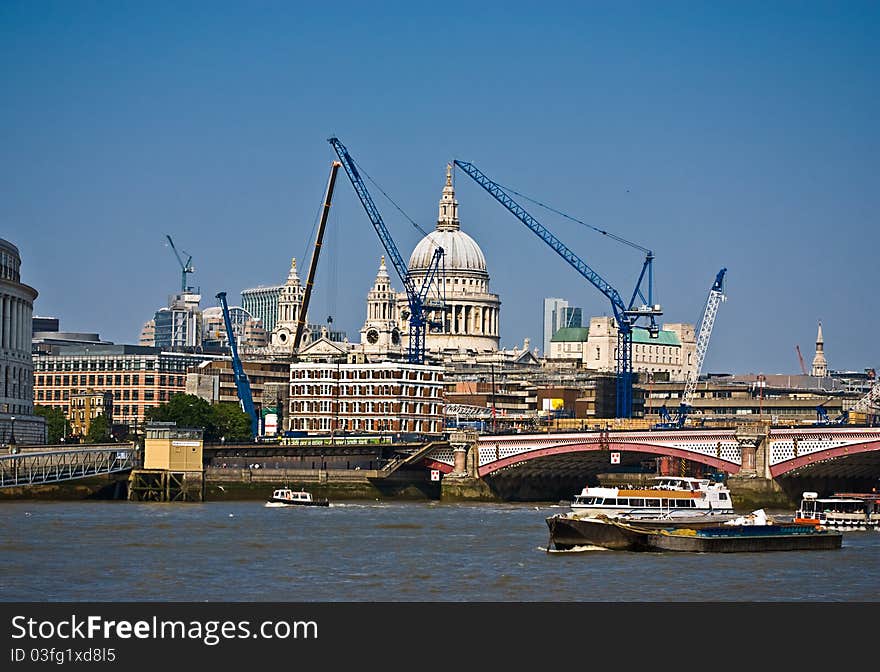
216,291 -> 259,438
329,137 -> 446,364
452,159 -> 661,418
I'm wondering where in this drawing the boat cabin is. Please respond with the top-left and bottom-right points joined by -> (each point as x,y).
797,492 -> 876,523
272,488 -> 313,502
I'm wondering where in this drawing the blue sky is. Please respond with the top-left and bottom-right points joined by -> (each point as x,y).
2,1 -> 878,375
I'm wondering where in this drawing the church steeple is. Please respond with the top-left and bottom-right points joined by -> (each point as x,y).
811,320 -> 827,377
437,163 -> 460,231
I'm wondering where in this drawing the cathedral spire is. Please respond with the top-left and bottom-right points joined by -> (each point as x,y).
811,320 -> 827,377
437,163 -> 460,231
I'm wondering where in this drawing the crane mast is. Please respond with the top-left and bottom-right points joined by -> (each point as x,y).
796,345 -> 808,376
656,268 -> 726,429
329,137 -> 445,364
166,235 -> 195,292
452,159 -> 661,418
293,161 -> 341,353
681,268 -> 726,406
216,291 -> 259,438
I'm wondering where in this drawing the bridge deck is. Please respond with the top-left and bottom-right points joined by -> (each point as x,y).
0,446 -> 135,488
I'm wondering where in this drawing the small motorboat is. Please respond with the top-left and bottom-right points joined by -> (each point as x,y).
265,487 -> 329,507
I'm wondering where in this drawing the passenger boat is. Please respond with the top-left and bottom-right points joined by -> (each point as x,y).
265,487 -> 330,508
569,476 -> 735,520
794,491 -> 879,531
546,511 -> 842,552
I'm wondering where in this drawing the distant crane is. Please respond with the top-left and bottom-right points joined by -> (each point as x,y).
656,268 -> 727,429
796,345 -> 808,376
293,161 -> 342,353
329,137 -> 446,364
849,378 -> 880,425
452,159 -> 661,418
216,291 -> 259,438
166,235 -> 195,292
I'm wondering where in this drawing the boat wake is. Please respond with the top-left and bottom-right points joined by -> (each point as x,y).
540,544 -> 610,553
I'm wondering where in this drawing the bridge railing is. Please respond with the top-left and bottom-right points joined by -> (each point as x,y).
0,447 -> 136,488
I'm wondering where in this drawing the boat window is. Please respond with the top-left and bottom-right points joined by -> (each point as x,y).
617,498 -> 629,507
630,498 -> 645,507
718,493 -> 728,500
600,498 -> 614,506
646,499 -> 660,507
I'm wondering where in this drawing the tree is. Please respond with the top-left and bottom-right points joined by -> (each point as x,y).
85,413 -> 111,443
212,402 -> 254,443
145,394 -> 257,442
146,393 -> 215,435
34,405 -> 70,444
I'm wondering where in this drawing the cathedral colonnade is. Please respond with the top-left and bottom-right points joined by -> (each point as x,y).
0,238 -> 45,444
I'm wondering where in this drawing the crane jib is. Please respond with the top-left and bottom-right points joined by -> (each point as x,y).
453,160 -> 629,319
329,137 -> 447,365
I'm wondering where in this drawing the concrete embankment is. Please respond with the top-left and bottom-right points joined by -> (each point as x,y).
0,473 -> 129,500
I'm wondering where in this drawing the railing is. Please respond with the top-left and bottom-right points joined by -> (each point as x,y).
0,446 -> 135,488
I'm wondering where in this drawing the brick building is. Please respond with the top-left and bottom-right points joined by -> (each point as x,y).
288,362 -> 444,435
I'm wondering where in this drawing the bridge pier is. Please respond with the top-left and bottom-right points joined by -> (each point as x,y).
440,431 -> 501,501
726,424 -> 793,509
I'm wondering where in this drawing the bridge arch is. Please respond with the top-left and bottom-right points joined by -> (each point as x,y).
477,440 -> 740,478
770,438 -> 880,477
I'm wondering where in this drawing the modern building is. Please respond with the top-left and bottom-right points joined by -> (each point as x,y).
0,238 -> 45,444
201,305 -> 266,349
241,284 -> 283,334
153,292 -> 203,350
185,357 -> 290,417
139,320 -> 155,346
543,298 -> 582,356
288,361 -> 445,435
389,165 -> 500,354
32,316 -> 59,335
641,374 -> 858,426
33,344 -> 221,432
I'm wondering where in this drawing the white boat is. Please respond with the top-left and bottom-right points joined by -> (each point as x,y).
265,487 -> 330,508
794,491 -> 879,531
569,476 -> 735,520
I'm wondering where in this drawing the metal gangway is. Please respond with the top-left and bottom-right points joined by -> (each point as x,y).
0,445 -> 136,488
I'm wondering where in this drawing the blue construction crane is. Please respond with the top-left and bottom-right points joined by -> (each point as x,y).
453,160 -> 661,418
329,137 -> 446,364
165,235 -> 195,292
216,291 -> 259,438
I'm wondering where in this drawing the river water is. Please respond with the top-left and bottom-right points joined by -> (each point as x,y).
2,500 -> 879,602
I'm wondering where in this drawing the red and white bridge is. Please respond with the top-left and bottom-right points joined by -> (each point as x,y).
425,427 -> 880,480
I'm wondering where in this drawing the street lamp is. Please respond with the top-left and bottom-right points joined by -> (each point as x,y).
9,415 -> 17,454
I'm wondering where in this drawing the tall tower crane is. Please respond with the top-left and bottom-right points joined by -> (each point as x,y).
656,268 -> 727,429
293,161 -> 342,353
165,235 -> 195,292
216,291 -> 259,438
796,345 -> 808,376
329,137 -> 446,364
452,159 -> 661,418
